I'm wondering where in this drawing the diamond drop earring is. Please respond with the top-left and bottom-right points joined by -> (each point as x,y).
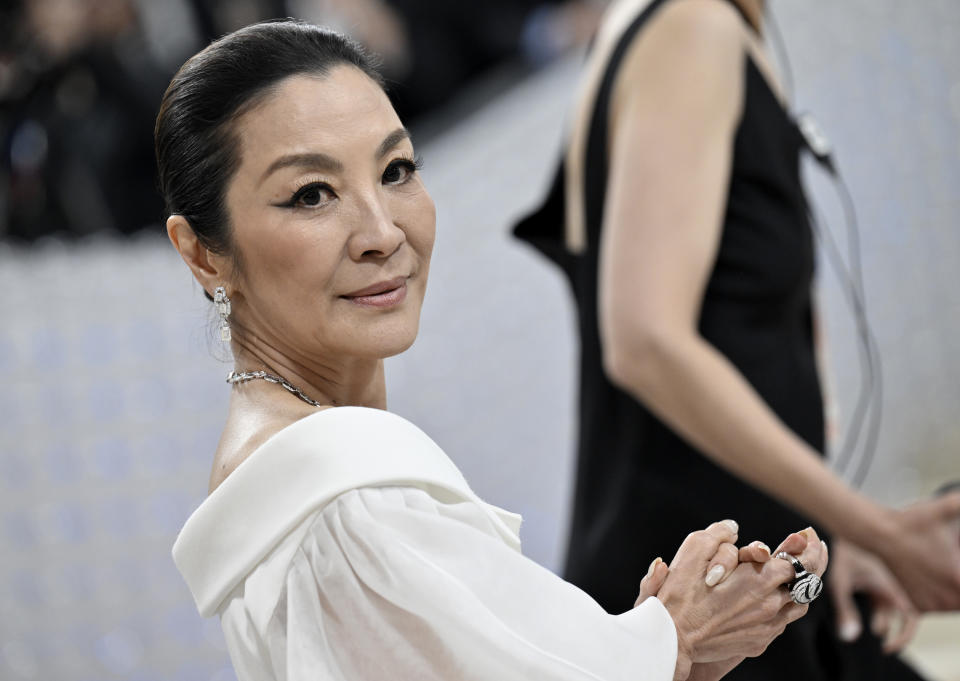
214,286 -> 232,342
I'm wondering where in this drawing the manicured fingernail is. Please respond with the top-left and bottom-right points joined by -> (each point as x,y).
821,540 -> 828,554
757,542 -> 771,555
705,564 -> 725,586
722,519 -> 739,533
839,620 -> 861,642
647,557 -> 662,578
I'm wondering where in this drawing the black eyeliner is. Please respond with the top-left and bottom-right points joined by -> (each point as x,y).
281,181 -> 332,208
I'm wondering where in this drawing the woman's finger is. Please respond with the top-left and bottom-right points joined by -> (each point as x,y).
762,552 -> 799,587
705,542 -> 740,586
807,539 -> 828,577
738,540 -> 772,564
883,607 -> 920,654
828,552 -> 862,643
702,519 -> 740,544
772,531 -> 808,559
870,605 -> 891,640
635,557 -> 667,606
870,570 -> 920,653
797,530 -> 827,576
671,520 -> 739,568
786,528 -> 827,577
935,490 -> 960,521
654,559 -> 669,584
779,600 -> 810,624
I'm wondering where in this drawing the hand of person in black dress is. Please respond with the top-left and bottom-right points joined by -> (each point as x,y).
871,490 -> 960,612
636,526 -> 827,681
828,539 -> 919,653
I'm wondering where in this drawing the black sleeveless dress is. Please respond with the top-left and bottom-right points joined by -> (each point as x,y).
514,1 -> 924,679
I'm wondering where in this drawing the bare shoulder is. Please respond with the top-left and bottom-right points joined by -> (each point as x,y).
650,0 -> 746,46
208,399 -> 324,494
610,0 -> 748,131
613,0 -> 747,93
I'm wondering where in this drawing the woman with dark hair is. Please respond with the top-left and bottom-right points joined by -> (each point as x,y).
514,0 -> 960,680
160,20 -> 826,681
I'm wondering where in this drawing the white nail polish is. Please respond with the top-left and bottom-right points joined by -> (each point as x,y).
839,621 -> 861,642
705,564 -> 725,586
722,519 -> 739,533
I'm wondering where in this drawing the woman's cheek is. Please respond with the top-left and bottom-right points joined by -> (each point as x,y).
414,195 -> 437,256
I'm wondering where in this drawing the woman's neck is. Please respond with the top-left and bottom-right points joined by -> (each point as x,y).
230,335 -> 388,410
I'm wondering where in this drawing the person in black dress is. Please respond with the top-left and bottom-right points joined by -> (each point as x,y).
514,0 -> 960,679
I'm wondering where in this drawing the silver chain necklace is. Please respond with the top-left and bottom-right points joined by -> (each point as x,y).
226,370 -> 325,407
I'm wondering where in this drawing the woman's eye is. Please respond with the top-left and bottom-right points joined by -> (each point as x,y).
382,158 -> 420,185
289,183 -> 332,208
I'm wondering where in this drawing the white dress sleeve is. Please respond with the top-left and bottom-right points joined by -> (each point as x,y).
219,486 -> 677,681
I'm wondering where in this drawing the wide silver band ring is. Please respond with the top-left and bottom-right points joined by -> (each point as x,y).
776,552 -> 823,605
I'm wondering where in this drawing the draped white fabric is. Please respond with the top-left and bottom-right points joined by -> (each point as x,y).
173,408 -> 678,681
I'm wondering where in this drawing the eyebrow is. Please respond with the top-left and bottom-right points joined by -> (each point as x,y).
260,127 -> 412,183
375,128 -> 412,160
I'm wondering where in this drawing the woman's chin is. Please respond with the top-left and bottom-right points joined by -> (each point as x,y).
381,336 -> 417,359
350,320 -> 421,360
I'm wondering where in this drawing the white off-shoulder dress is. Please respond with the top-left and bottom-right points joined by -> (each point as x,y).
173,407 -> 678,681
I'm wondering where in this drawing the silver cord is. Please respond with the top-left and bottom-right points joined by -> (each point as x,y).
766,4 -> 882,488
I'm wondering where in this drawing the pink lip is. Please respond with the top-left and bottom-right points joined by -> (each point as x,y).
342,277 -> 408,308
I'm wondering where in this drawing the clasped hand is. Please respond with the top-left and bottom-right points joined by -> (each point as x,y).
634,521 -> 828,681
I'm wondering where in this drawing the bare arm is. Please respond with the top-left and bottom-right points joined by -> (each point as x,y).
596,0 -> 960,610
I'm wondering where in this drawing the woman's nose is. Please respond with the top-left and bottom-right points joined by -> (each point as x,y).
348,193 -> 405,260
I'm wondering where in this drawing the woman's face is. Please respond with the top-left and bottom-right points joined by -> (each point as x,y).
221,66 -> 435,362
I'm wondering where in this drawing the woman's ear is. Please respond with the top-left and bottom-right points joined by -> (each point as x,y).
167,215 -> 230,296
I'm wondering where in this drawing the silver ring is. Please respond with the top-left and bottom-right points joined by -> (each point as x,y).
776,552 -> 823,604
